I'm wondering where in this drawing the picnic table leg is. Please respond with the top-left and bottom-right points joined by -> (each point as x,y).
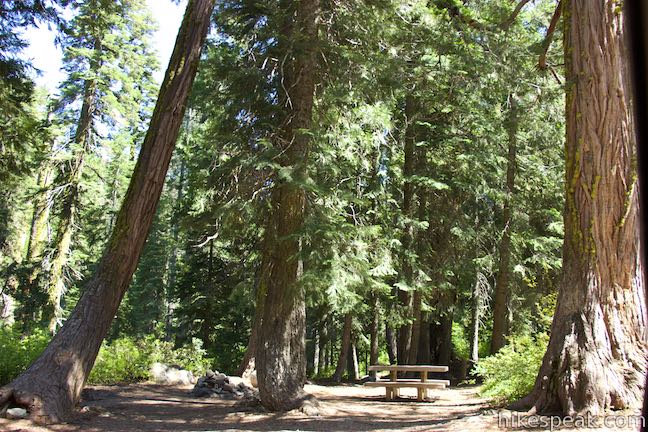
390,370 -> 400,398
421,371 -> 428,401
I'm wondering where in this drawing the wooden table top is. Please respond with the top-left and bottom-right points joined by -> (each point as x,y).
368,365 -> 449,372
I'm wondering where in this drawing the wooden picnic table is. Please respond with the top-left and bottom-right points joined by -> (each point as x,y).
364,365 -> 449,401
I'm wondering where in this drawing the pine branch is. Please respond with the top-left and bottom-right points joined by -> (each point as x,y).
538,0 -> 562,70
500,0 -> 533,30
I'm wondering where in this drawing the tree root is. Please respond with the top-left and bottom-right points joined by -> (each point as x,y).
297,393 -> 320,416
0,385 -> 60,424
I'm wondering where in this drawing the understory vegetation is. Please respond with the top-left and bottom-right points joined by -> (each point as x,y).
0,326 -> 213,386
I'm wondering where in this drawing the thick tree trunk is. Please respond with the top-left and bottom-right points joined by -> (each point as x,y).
333,312 -> 353,382
438,313 -> 453,367
369,294 -> 380,378
255,0 -> 319,411
515,0 -> 647,415
490,95 -> 518,354
0,0 -> 215,422
418,314 -> 430,364
397,95 -> 417,364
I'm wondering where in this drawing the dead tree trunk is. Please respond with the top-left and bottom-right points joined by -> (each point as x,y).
313,329 -> 320,376
514,0 -> 647,415
490,94 -> 518,354
255,0 -> 320,411
0,0 -> 215,422
348,342 -> 360,381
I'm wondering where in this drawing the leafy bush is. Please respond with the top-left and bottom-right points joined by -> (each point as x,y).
89,337 -> 151,384
0,326 -> 50,385
0,326 -> 213,386
474,333 -> 548,403
89,336 -> 212,384
451,322 -> 470,359
147,337 -> 212,375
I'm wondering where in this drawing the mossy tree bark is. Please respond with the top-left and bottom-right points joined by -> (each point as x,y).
45,72 -> 97,334
515,0 -> 647,415
0,0 -> 215,422
255,0 -> 320,411
17,166 -> 53,326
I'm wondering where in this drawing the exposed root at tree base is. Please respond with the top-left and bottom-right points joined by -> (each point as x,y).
0,386 -> 61,425
296,393 -> 320,416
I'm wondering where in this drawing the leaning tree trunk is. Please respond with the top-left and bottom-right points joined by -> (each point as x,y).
333,312 -> 353,382
0,0 -> 215,423
514,0 -> 647,415
255,0 -> 319,411
490,95 -> 518,354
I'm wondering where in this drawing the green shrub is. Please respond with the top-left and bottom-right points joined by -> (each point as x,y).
0,326 -> 50,385
89,337 -> 151,384
89,336 -> 213,384
451,322 -> 470,359
474,333 -> 548,403
0,326 -> 213,386
147,337 -> 212,375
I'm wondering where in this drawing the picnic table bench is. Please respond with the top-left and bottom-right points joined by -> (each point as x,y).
364,365 -> 449,401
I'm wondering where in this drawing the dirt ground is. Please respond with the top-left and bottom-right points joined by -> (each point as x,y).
0,383 -> 641,431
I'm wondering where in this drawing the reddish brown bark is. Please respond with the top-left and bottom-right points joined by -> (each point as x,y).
255,0 -> 320,412
515,0 -> 647,415
333,312 -> 353,382
0,0 -> 215,423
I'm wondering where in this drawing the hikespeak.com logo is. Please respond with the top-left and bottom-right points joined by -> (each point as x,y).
498,411 -> 646,430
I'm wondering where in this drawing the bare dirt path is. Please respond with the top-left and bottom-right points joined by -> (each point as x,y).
0,383 -> 640,431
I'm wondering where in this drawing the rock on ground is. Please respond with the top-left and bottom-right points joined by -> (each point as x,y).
150,362 -> 195,386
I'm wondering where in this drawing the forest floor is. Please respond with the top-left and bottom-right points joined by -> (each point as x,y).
0,383 -> 641,431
